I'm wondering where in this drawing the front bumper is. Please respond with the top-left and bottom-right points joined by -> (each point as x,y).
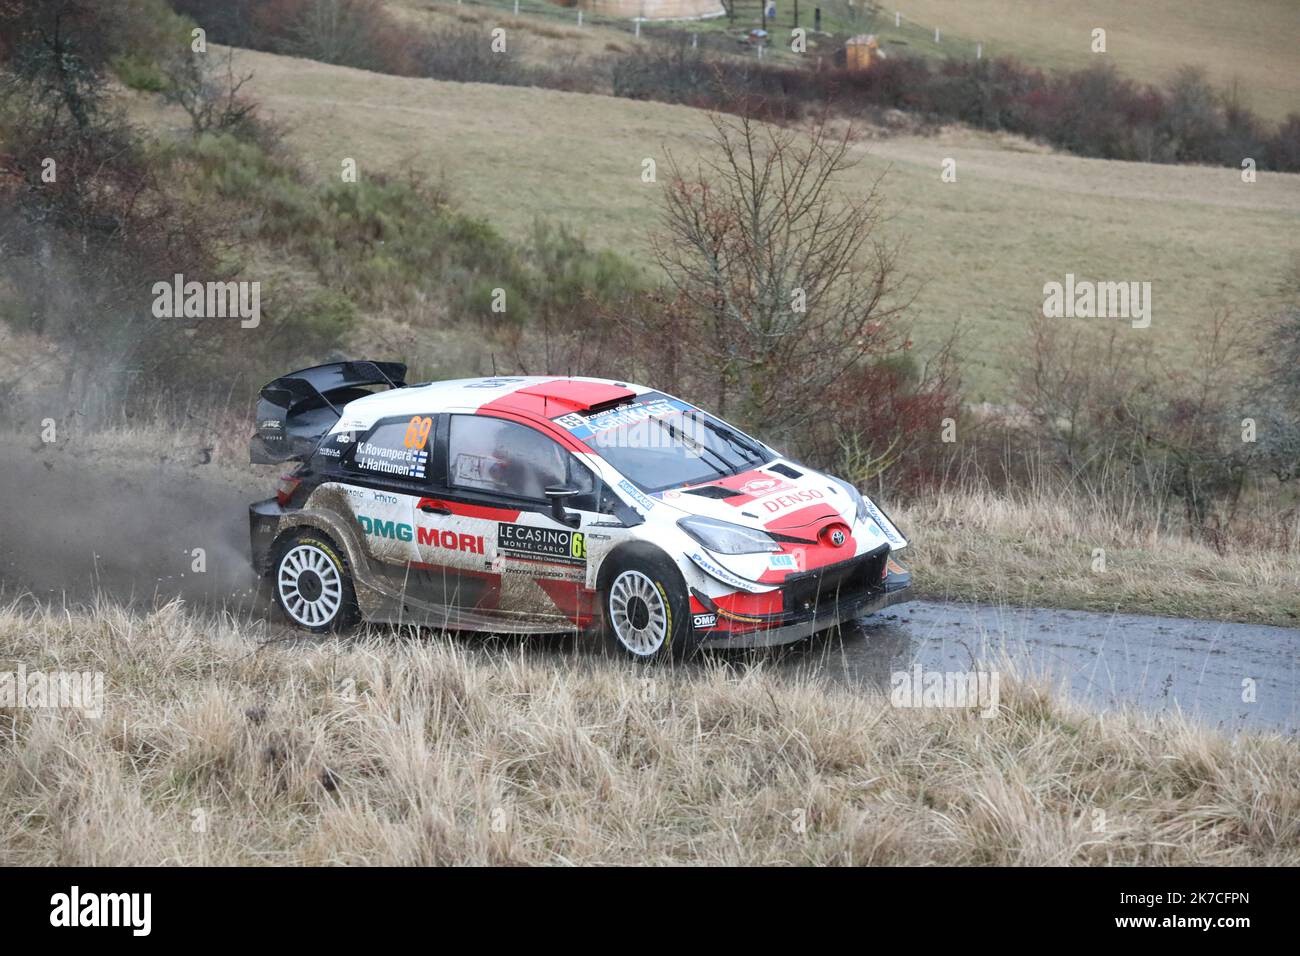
696,582 -> 913,648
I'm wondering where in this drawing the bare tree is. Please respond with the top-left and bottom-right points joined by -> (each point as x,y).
162,48 -> 256,136
651,111 -> 912,437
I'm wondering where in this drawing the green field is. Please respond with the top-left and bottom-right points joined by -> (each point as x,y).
394,0 -> 1300,122
876,0 -> 1300,124
141,47 -> 1297,400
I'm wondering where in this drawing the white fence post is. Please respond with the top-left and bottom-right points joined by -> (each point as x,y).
976,42 -> 982,59
895,11 -> 900,27
934,27 -> 940,42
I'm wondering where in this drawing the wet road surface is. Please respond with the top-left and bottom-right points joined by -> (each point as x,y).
781,601 -> 1299,735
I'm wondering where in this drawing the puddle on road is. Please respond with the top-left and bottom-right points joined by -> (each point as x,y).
775,600 -> 1299,735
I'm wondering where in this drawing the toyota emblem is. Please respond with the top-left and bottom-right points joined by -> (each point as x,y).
830,528 -> 846,547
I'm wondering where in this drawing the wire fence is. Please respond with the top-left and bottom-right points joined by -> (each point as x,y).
433,0 -> 988,63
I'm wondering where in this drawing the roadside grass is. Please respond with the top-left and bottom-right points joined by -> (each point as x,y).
1,597 -> 1296,865
896,484 -> 1300,628
127,47 -> 1300,402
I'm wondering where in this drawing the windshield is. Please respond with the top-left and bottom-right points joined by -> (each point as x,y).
557,394 -> 773,492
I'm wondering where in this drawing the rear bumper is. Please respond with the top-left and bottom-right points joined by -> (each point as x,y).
696,582 -> 913,649
249,498 -> 286,574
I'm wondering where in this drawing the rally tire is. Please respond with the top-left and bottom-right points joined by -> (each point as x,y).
269,530 -> 360,633
601,550 -> 695,661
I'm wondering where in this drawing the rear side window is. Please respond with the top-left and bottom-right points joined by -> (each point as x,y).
448,415 -> 592,502
348,414 -> 435,481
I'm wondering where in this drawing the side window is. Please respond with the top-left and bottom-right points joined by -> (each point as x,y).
347,414 -> 435,481
448,415 -> 591,502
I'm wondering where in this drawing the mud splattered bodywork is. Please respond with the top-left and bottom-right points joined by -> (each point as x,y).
251,365 -> 912,646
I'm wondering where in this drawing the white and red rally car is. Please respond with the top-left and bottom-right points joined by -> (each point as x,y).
250,361 -> 912,658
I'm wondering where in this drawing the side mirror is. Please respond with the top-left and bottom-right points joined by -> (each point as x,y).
544,485 -> 582,528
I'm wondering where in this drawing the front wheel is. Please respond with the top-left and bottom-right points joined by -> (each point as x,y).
602,551 -> 695,661
270,531 -> 360,633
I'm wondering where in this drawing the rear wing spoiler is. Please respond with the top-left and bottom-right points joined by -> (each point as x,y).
251,360 -> 407,464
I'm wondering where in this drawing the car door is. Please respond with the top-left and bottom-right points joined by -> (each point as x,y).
416,413 -> 613,629
334,411 -> 455,611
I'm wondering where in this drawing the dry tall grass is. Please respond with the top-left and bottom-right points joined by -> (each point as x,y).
1,598 -> 1295,865
895,478 -> 1300,626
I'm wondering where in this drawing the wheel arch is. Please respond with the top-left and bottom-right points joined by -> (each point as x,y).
268,510 -> 365,577
595,540 -> 690,596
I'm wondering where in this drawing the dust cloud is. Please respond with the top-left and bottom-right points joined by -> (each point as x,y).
0,443 -> 268,616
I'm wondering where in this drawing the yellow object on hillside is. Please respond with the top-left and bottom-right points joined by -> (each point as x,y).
846,34 -> 882,70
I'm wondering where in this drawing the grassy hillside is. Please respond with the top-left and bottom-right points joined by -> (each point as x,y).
2,599 -> 1296,865
130,47 -> 1300,400
883,0 -> 1300,124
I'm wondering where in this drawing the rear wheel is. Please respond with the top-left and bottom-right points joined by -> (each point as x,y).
271,531 -> 360,633
602,551 -> 695,661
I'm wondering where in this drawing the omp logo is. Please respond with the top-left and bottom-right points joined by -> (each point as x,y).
762,489 -> 824,513
693,613 -> 718,628
50,887 -> 151,936
356,515 -> 483,553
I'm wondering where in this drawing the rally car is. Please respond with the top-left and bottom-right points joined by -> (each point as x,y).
249,361 -> 913,658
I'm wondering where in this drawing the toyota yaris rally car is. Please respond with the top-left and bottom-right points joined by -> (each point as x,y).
249,361 -> 912,658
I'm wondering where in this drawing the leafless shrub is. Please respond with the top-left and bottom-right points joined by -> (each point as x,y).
651,112 -> 914,442
161,49 -> 258,137
1015,308 -> 1269,544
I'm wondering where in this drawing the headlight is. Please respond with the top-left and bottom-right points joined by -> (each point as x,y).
677,516 -> 780,554
831,477 -> 869,524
